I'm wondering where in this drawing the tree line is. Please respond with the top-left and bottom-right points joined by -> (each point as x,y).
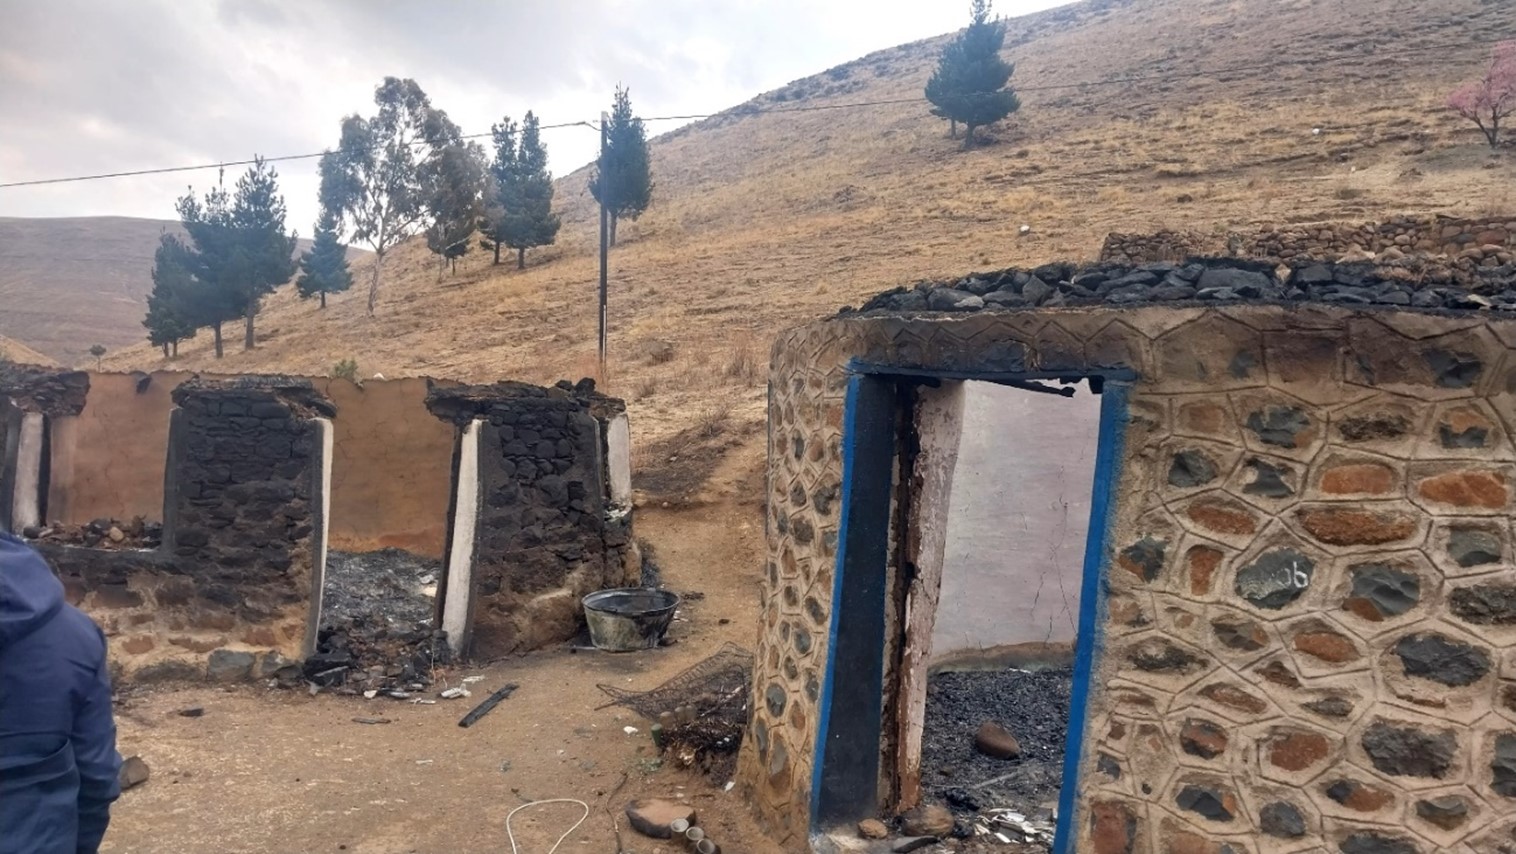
143,78 -> 654,358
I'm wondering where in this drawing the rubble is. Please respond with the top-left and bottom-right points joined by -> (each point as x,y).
119,755 -> 150,791
24,517 -> 162,551
300,615 -> 451,693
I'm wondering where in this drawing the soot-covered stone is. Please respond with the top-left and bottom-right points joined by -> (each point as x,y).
1168,450 -> 1218,488
1394,633 -> 1491,687
1236,549 -> 1313,610
1449,584 -> 1516,625
1447,528 -> 1502,567
1259,801 -> 1306,838
1361,722 -> 1457,779
1343,564 -> 1420,621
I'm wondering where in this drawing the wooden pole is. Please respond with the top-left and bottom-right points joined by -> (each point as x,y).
598,111 -> 610,385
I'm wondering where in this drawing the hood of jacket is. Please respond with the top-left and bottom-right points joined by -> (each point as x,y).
0,533 -> 64,650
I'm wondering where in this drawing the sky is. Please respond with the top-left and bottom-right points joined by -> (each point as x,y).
0,0 -> 1068,231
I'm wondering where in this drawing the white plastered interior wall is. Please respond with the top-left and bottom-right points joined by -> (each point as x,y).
928,381 -> 1102,664
11,412 -> 44,531
441,419 -> 481,656
309,417 -> 334,656
607,413 -> 632,508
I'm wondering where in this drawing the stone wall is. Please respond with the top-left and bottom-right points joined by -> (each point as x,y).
743,265 -> 1516,851
428,380 -> 634,659
37,378 -> 332,681
1102,214 -> 1516,270
11,370 -> 453,557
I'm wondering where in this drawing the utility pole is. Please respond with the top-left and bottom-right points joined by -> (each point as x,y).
597,111 -> 609,385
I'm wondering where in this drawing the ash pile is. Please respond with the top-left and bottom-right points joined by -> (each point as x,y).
599,643 -> 753,779
24,517 -> 163,550
301,616 -> 451,694
301,549 -> 450,693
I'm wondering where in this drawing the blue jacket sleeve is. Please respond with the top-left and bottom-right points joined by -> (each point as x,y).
72,628 -> 121,854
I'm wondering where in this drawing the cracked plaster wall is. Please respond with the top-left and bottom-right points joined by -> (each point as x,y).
741,303 -> 1516,853
44,372 -> 453,557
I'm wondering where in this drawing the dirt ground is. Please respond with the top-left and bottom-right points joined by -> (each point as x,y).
101,501 -> 785,854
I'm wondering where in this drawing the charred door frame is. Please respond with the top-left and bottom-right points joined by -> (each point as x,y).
809,365 -> 1131,853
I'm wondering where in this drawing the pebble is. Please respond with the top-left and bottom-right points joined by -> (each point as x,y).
900,804 -> 954,837
858,818 -> 889,839
119,755 -> 150,791
974,721 -> 1022,760
176,707 -> 204,718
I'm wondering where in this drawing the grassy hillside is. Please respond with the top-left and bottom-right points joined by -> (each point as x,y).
81,0 -> 1516,473
0,334 -> 55,366
0,217 -> 335,365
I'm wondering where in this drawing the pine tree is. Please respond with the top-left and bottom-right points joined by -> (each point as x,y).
320,77 -> 461,314
589,86 -> 653,247
479,118 -> 519,266
174,158 -> 297,356
142,233 -> 198,358
483,111 -> 562,270
421,139 -> 487,277
925,0 -> 1021,149
296,211 -> 354,308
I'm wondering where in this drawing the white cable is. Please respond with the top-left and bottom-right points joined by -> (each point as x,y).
505,798 -> 591,854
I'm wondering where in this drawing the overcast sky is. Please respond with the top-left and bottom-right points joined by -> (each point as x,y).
0,0 -> 1068,230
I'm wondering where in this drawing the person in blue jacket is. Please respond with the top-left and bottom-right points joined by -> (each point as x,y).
0,532 -> 121,854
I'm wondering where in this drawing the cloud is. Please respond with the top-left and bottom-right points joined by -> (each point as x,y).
0,0 -> 1066,228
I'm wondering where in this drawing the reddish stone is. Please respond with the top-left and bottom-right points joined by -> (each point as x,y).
1442,406 -> 1495,436
1108,720 -> 1127,741
1418,470 -> 1509,509
1188,546 -> 1223,595
1179,402 -> 1230,436
1187,500 -> 1259,536
1297,508 -> 1416,545
1257,660 -> 1301,688
1088,800 -> 1138,854
169,635 -> 226,654
119,636 -> 155,655
1293,629 -> 1360,663
1199,682 -> 1267,714
241,626 -> 278,647
1323,778 -> 1394,812
1320,463 -> 1397,495
1180,719 -> 1228,759
1268,730 -> 1331,772
1160,819 -> 1232,854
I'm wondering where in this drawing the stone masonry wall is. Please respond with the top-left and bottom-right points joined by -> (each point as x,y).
1102,214 -> 1516,272
742,292 -> 1516,852
428,380 -> 633,659
37,378 -> 332,682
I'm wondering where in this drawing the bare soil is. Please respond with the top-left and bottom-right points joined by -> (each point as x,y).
102,502 -> 781,854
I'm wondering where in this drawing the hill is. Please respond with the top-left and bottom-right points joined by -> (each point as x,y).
0,334 -> 55,366
0,217 -> 337,365
86,0 -> 1516,485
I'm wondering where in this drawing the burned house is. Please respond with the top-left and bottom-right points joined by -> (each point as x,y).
739,258 -> 1516,852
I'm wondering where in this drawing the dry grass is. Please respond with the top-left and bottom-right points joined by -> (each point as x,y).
78,0 -> 1516,459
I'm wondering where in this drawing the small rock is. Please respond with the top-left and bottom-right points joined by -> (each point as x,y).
107,526 -> 124,543
177,707 -> 205,718
439,687 -> 469,699
858,818 -> 889,839
351,717 -> 391,725
625,798 -> 697,839
974,721 -> 1021,760
900,804 -> 954,837
119,755 -> 150,791
893,837 -> 938,853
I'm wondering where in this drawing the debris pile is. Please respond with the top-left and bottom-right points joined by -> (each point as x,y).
300,615 -> 451,693
598,642 -> 753,778
24,517 -> 162,550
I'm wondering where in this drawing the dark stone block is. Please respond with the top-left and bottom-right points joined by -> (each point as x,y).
1424,350 -> 1483,389
1394,633 -> 1491,686
1439,423 -> 1489,448
1361,722 -> 1457,778
1494,733 -> 1516,798
1415,795 -> 1469,829
1126,639 -> 1204,673
1096,754 -> 1121,779
1448,528 -> 1502,567
1246,407 -> 1311,448
1303,696 -> 1354,718
1338,413 -> 1410,442
1175,785 -> 1233,822
93,582 -> 143,609
765,683 -> 787,717
1344,564 -> 1420,620
1259,801 -> 1305,838
1236,549 -> 1313,610
1243,458 -> 1295,498
1449,584 -> 1516,625
1117,537 -> 1166,583
1211,618 -> 1267,652
1339,832 -> 1419,854
1168,450 -> 1218,488
206,649 -> 255,682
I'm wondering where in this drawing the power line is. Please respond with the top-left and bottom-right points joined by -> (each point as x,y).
0,36 -> 1495,191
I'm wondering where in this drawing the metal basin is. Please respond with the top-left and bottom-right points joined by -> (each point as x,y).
582,587 -> 681,652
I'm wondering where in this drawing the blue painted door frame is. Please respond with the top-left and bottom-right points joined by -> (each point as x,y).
809,371 -> 1131,854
